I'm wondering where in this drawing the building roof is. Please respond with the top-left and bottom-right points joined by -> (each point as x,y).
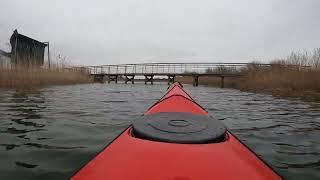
10,29 -> 47,47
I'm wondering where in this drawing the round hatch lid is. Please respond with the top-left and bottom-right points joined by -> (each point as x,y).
132,112 -> 226,144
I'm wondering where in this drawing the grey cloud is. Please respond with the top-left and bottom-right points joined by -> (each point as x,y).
0,0 -> 319,65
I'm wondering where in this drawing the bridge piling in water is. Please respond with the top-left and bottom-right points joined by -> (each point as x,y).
124,75 -> 135,84
93,74 -> 105,83
144,75 -> 154,85
108,75 -> 118,84
167,75 -> 175,85
221,76 -> 225,88
193,75 -> 199,87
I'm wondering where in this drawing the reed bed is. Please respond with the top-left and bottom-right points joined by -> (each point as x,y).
239,68 -> 320,92
180,49 -> 320,99
0,66 -> 92,89
239,49 -> 320,93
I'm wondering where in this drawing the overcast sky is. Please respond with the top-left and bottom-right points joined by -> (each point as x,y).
0,0 -> 319,65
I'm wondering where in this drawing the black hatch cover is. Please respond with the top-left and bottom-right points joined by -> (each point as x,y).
132,112 -> 226,144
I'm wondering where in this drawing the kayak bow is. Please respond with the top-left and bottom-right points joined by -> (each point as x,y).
72,82 -> 282,180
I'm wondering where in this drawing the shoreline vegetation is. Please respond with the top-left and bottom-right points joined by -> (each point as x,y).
0,61 -> 92,89
1,49 -> 320,101
177,49 -> 320,101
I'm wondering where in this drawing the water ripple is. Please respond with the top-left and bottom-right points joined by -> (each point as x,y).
15,161 -> 38,169
0,84 -> 319,179
277,160 -> 320,169
231,124 -> 293,132
24,143 -> 86,150
1,127 -> 42,134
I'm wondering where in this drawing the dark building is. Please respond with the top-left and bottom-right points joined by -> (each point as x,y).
10,29 -> 47,66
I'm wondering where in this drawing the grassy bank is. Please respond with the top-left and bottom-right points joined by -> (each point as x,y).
178,49 -> 320,101
0,66 -> 92,89
240,49 -> 320,99
238,68 -> 320,91
237,68 -> 320,100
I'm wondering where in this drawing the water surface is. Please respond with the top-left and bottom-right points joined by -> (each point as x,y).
0,83 -> 319,179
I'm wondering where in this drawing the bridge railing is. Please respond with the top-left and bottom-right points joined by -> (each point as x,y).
83,63 -> 311,75
86,63 -> 247,75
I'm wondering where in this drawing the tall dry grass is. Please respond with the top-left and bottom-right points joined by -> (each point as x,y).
180,49 -> 320,99
238,49 -> 320,93
0,61 -> 92,89
238,68 -> 320,92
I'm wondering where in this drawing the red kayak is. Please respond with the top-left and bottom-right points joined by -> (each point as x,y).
72,82 -> 282,180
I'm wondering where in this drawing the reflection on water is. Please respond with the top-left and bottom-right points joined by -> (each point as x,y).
3,90 -> 46,135
0,83 -> 319,179
15,161 -> 38,169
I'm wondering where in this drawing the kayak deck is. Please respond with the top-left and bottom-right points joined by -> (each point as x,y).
72,83 -> 281,180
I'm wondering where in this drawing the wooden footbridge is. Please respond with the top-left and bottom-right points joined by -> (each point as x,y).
75,62 -> 310,87
84,62 -> 277,87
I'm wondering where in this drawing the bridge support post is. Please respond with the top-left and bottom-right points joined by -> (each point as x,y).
124,75 -> 135,84
221,76 -> 224,88
144,75 -> 154,85
193,75 -> 199,87
108,75 -> 118,84
167,75 -> 175,85
93,74 -> 105,83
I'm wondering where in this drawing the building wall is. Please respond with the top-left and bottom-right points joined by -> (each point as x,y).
10,30 -> 46,66
11,41 -> 46,66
